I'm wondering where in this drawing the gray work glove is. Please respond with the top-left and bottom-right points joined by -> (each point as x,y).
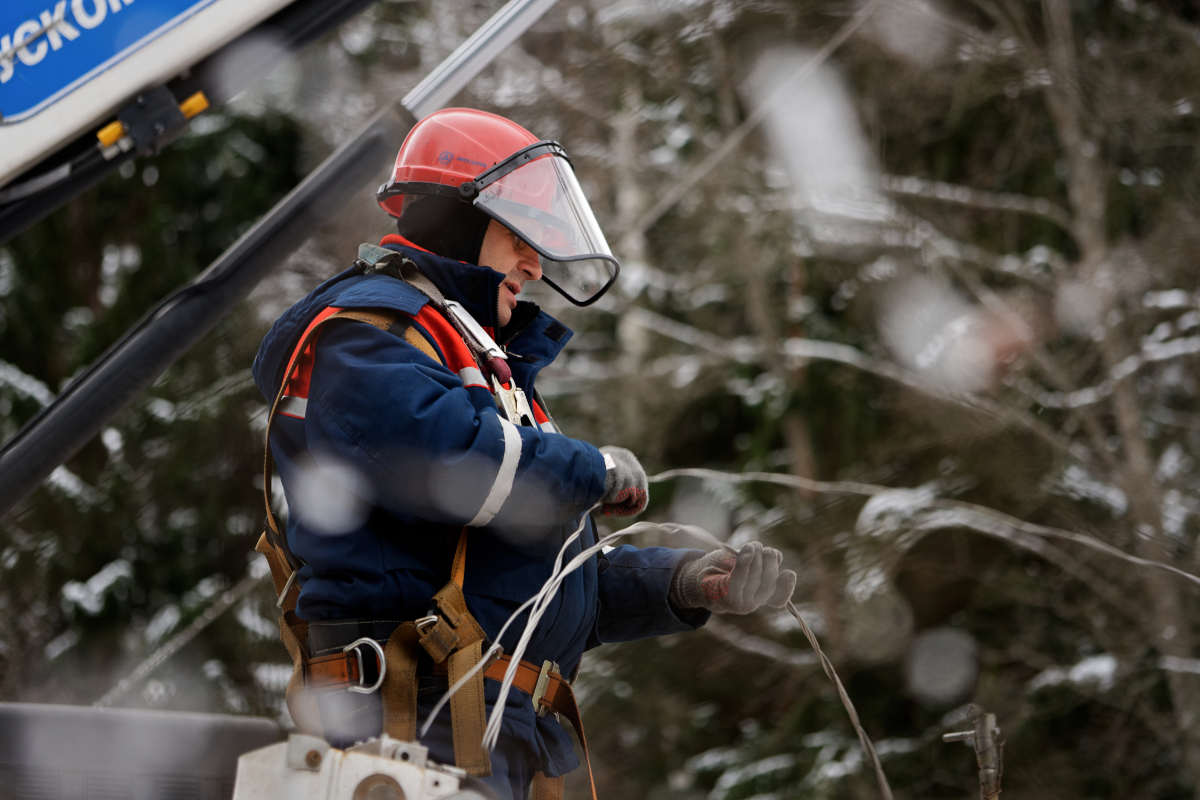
599,446 -> 648,517
670,542 -> 797,614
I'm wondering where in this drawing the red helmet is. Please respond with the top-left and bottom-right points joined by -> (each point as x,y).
377,108 -> 619,306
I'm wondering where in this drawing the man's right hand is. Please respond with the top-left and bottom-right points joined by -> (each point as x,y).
599,446 -> 648,516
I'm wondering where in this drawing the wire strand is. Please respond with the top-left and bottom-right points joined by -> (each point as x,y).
438,504 -> 898,799
418,505 -> 599,738
786,599 -> 894,800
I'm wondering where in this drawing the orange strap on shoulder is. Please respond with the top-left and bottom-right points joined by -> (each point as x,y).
261,307 -> 407,574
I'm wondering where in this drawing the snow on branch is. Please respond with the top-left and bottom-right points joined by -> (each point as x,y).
1012,334 -> 1200,410
0,360 -> 55,407
881,174 -> 1072,229
624,307 -> 758,362
627,307 -> 1076,460
650,468 -> 1200,595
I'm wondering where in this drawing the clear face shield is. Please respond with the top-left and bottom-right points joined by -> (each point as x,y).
462,142 -> 619,306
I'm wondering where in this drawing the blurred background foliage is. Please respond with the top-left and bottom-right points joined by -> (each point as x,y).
6,0 -> 1200,798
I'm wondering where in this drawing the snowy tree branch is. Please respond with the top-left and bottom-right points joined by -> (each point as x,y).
881,174 -> 1072,229
649,468 -> 1200,593
704,616 -> 818,668
627,307 -> 1083,464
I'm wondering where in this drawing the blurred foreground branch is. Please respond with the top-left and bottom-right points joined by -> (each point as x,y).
635,0 -> 882,236
94,570 -> 268,708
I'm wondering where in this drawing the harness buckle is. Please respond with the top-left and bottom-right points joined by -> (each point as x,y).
414,615 -> 439,632
343,638 -> 387,694
531,659 -> 558,717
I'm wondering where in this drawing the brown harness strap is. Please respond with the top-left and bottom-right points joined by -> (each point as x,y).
418,530 -> 487,662
449,638 -> 492,775
259,308 -> 404,737
399,320 -> 441,363
280,609 -> 322,734
382,622 -> 421,742
530,774 -> 565,800
482,657 -> 598,800
420,529 -> 492,776
452,524 -> 468,586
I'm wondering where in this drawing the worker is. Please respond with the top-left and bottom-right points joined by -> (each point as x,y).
251,108 -> 797,800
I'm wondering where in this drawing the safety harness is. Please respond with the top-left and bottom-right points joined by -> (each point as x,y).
255,245 -> 595,800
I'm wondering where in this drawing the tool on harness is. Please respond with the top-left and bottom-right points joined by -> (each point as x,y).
444,300 -> 505,365
255,274 -> 590,799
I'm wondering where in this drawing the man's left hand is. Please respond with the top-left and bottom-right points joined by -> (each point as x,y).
669,542 -> 797,614
599,446 -> 648,516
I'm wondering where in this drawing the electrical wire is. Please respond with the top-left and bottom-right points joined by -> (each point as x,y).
667,525 -> 895,800
420,502 -> 897,799
80,464 -> 906,797
419,503 -> 599,738
785,598 -> 893,800
648,467 -> 1200,589
481,520 -> 718,750
94,462 -> 1191,800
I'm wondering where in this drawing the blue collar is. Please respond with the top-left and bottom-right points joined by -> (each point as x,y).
382,241 -> 505,331
380,242 -> 575,392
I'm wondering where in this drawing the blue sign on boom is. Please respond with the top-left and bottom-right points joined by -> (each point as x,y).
0,0 -> 217,124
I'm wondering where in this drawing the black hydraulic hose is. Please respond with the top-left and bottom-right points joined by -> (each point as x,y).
0,147 -> 139,245
0,103 -> 416,519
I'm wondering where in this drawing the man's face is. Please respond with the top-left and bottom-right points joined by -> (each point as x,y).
477,219 -> 543,326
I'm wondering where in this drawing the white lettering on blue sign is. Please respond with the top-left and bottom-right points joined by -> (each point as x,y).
0,0 -> 219,123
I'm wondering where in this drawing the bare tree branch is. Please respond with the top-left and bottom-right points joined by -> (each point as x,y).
627,306 -> 1086,464
704,616 -> 818,668
649,468 -> 1200,591
633,0 -> 882,236
881,174 -> 1072,229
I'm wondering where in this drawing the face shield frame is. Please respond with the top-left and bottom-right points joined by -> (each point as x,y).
377,141 -> 620,307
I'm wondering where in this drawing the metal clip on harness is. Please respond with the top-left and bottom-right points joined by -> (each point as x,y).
343,638 -> 387,695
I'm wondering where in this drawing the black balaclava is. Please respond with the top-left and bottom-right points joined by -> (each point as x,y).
395,194 -> 493,265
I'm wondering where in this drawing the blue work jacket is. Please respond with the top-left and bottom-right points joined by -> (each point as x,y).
252,240 -> 709,776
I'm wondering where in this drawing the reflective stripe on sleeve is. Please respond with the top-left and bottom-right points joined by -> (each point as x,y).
458,366 -> 487,388
279,396 -> 308,418
467,417 -> 523,527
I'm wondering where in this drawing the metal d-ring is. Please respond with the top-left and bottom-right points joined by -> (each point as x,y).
343,638 -> 387,694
